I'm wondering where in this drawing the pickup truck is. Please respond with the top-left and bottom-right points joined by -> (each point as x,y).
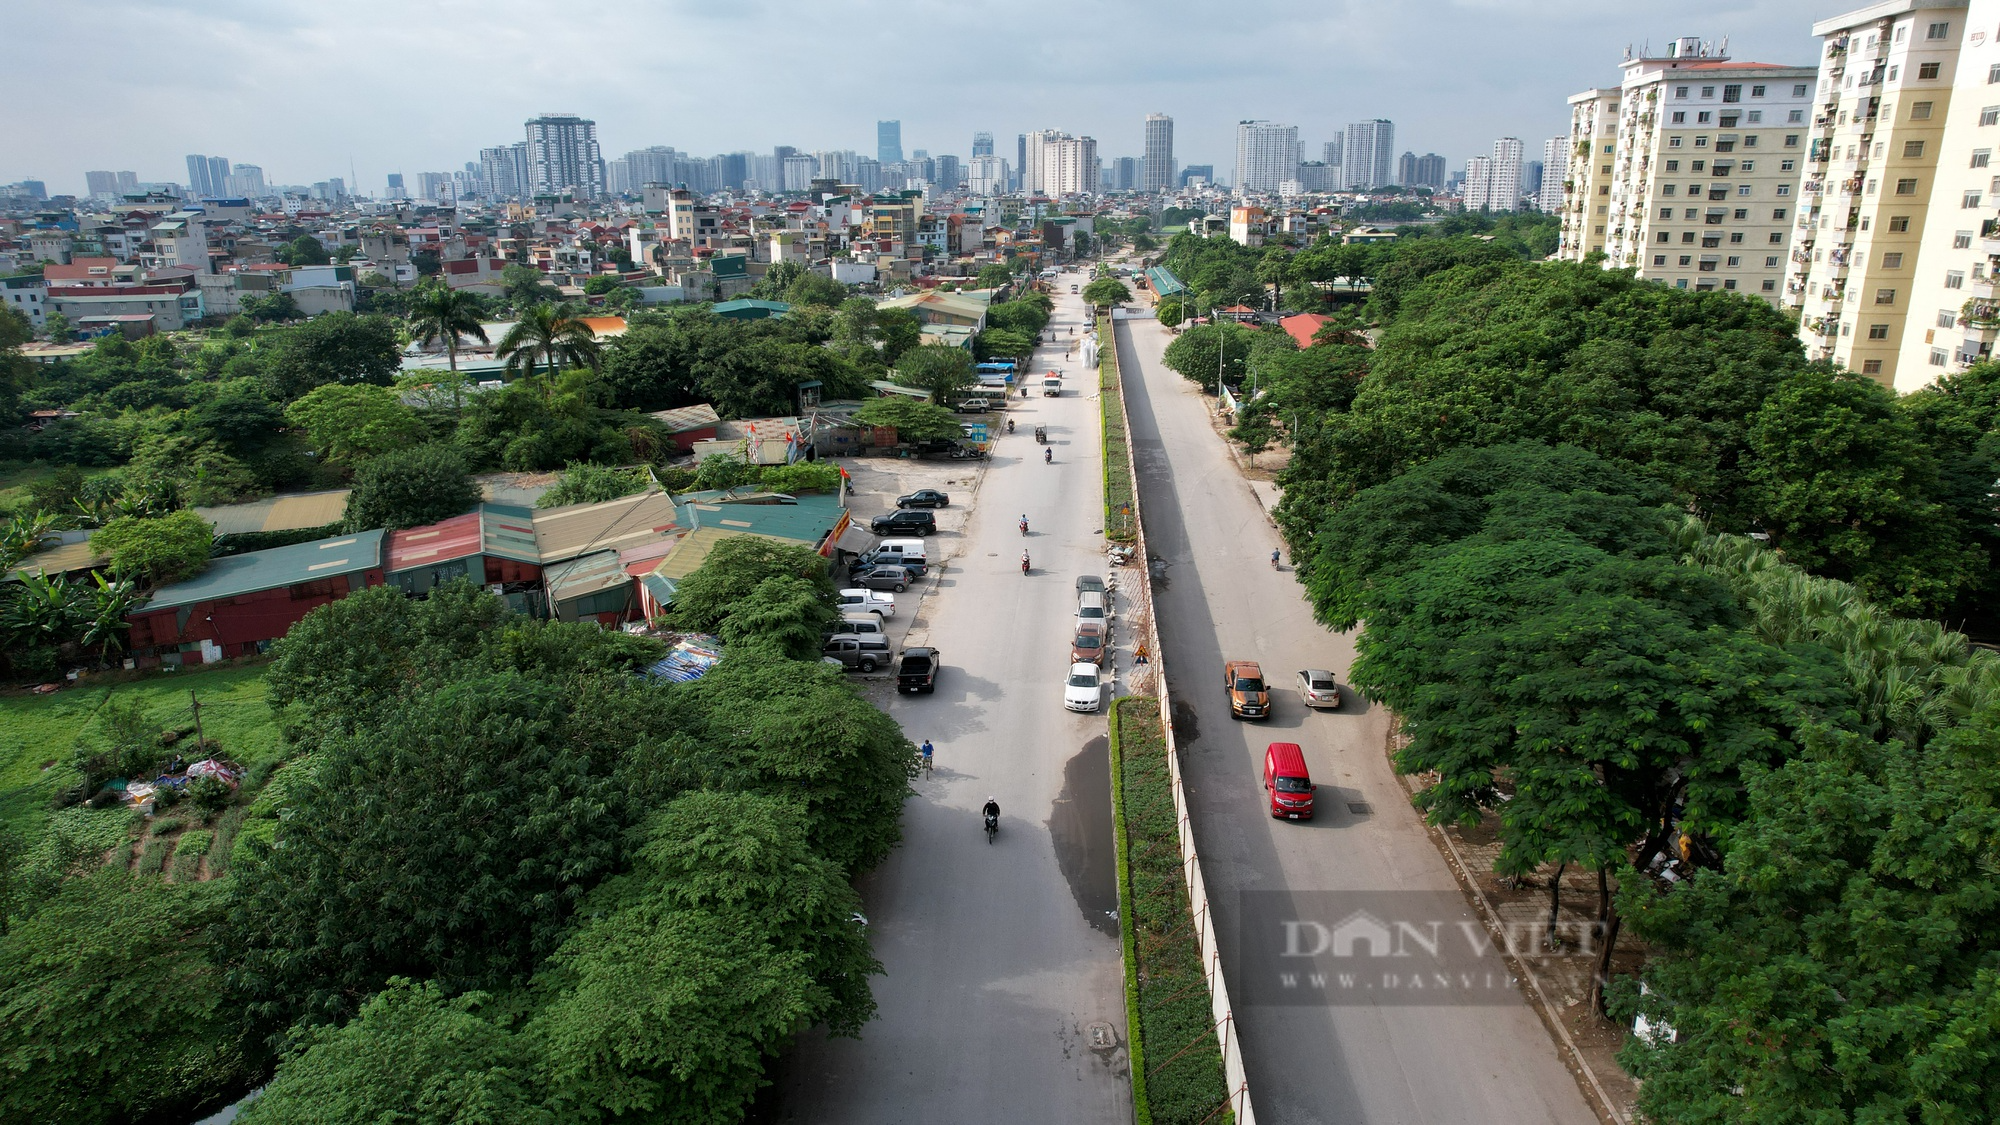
897,647 -> 940,694
1224,659 -> 1270,720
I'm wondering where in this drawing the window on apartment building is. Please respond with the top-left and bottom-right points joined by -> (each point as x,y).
1692,183 -> 1706,195
1670,136 -> 1685,148
1692,159 -> 1706,172
1698,111 -> 1714,124
1957,231 -> 1976,248
1603,143 -> 1615,154
1978,150 -> 1995,169
1600,185 -> 1611,194
1913,102 -> 1935,120
1752,85 -> 1767,97
1741,159 -> 1756,171
1664,184 -> 1679,197
1675,86 -> 1690,99
1939,310 -> 1959,329
1867,323 -> 1891,339
1948,271 -> 1968,289
1653,255 -> 1668,266
1738,185 -> 1754,196
1761,278 -> 1777,292
1735,208 -> 1750,219
1928,21 -> 1952,39
1905,140 -> 1927,158
1877,289 -> 1898,304
1680,255 -> 1694,266
1794,84 -> 1809,97
1933,348 -> 1951,366
1781,158 -> 1796,172
1683,231 -> 1698,243
1863,359 -> 1885,373
1920,62 -> 1944,80
1771,232 -> 1786,243
1657,231 -> 1672,243
1707,211 -> 1726,225
1895,23 -> 1909,42
1767,255 -> 1782,268
1727,256 -> 1742,267
1698,87 -> 1714,99
1898,178 -> 1921,195
1685,208 -> 1699,219
1731,231 -> 1746,243
1724,85 -> 1743,102
1984,107 -> 2000,126
1744,132 -> 1761,145
1724,279 -> 1740,290
1748,111 -> 1764,124
1703,234 -> 1723,248
1890,65 -> 1903,82
1676,279 -> 1690,288
1786,133 -> 1802,146
1665,159 -> 1680,172
1696,136 -> 1711,147
1671,111 -> 1686,124
1660,206 -> 1675,218
1967,190 -> 1986,208
1890,215 -> 1911,231
1773,208 -> 1789,221
1883,252 -> 1904,268
1602,164 -> 1612,174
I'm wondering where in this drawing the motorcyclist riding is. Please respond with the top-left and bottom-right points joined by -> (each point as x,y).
1007,418 -> 1016,433
982,797 -> 1000,839
1044,447 -> 1053,464
1020,515 -> 1029,536
1021,551 -> 1030,575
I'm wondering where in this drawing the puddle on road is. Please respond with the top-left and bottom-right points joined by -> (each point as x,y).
1171,700 -> 1200,745
1048,735 -> 1120,936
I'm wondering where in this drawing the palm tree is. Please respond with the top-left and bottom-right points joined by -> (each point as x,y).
494,303 -> 602,395
408,281 -> 489,374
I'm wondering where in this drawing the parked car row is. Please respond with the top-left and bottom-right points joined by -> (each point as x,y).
1060,576 -> 1112,712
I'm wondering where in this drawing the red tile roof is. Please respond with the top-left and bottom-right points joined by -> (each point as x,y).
1279,313 -> 1329,349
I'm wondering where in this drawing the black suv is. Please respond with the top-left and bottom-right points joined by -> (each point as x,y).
870,509 -> 936,536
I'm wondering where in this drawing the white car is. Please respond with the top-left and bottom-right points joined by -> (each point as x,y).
837,588 -> 897,618
1297,668 -> 1342,709
1064,662 -> 1103,713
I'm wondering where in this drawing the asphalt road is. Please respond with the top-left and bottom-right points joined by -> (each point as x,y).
1116,312 -> 1600,1125
773,276 -> 1132,1124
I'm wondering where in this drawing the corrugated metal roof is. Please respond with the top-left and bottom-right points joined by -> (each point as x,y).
531,489 -> 679,565
197,490 -> 352,536
11,540 -> 107,578
543,548 -> 629,603
479,503 -> 541,563
650,525 -> 793,582
386,511 -> 483,572
136,529 -> 385,613
647,403 -> 722,432
679,492 -> 845,547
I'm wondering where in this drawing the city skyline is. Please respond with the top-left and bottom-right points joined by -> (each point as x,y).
7,0 -> 1838,197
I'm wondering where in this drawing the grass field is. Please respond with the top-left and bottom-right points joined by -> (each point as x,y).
0,663 -> 284,841
0,460 -> 120,513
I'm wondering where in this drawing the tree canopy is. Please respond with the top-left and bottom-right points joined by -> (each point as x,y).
341,443 -> 481,531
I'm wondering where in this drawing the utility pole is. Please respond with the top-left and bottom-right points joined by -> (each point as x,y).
189,689 -> 206,752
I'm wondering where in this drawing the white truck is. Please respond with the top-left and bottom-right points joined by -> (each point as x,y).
1042,372 -> 1063,397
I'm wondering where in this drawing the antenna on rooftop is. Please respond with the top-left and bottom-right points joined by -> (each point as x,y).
1718,35 -> 1729,56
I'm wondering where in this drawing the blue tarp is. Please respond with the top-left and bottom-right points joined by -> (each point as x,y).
646,634 -> 725,683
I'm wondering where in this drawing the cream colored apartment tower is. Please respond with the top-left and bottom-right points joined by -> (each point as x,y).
1557,89 -> 1619,259
1787,0 -> 1968,385
1562,39 -> 1817,304
1895,0 -> 2000,389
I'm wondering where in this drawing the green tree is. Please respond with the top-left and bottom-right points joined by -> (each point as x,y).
757,461 -> 841,494
497,304 -> 604,384
669,536 -> 835,633
530,790 -> 878,1121
783,271 -> 849,308
341,443 -> 481,531
1615,721 -> 2000,1124
536,462 -> 646,508
0,870 -> 252,1125
275,234 -> 331,267
717,575 -> 838,659
1744,366 -> 1981,615
694,452 -> 755,491
240,979 -> 549,1125
41,310 -> 72,343
407,281 -> 491,383
851,396 -> 965,442
1081,278 -> 1133,307
262,311 -> 403,400
502,264 -> 560,309
285,383 -> 429,463
222,670 -> 673,1031
892,344 -> 976,405
974,263 -> 1014,289
89,509 -> 213,587
1162,321 -> 1253,389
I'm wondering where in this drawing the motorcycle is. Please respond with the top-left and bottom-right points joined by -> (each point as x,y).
1006,418 -> 1016,434
985,811 -> 999,843
1044,448 -> 1053,464
1021,553 -> 1030,576
1019,518 -> 1029,536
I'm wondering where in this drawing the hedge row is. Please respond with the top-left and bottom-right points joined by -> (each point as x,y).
1099,315 -> 1136,542
1112,697 -> 1229,1124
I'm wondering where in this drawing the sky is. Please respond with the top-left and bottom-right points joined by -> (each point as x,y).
5,0 -> 1853,197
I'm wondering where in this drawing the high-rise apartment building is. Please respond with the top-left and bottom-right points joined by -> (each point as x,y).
185,154 -> 230,198
1235,120 -> 1300,192
1025,131 -> 1099,195
1539,136 -> 1569,211
525,113 -> 606,198
782,155 -> 818,192
935,155 -> 962,189
416,171 -> 452,202
479,143 -> 531,198
1414,152 -> 1448,190
1466,137 -> 1525,210
967,156 -> 1010,195
229,164 -> 266,197
1788,0 -> 1975,388
1017,134 -> 1028,189
1397,152 -> 1418,188
1344,120 -> 1396,188
1144,113 -> 1175,192
85,171 -> 119,198
878,121 -> 903,165
972,131 -> 995,158
1555,38 -> 1814,306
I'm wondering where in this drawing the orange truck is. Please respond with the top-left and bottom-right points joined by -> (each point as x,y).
1224,659 -> 1270,720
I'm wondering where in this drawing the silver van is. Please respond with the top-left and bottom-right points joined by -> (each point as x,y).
830,614 -> 886,640
1075,590 -> 1108,627
867,538 -> 930,573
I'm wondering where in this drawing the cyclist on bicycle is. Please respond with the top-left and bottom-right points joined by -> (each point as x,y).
920,739 -> 934,769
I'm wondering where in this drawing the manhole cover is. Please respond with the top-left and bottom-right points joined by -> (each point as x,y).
1347,802 -> 1373,815
986,552 -> 997,556
1086,1021 -> 1116,1050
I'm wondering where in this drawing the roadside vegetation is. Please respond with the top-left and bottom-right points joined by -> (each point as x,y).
1202,219 -> 2000,1120
1098,315 -> 1134,541
1112,697 -> 1229,1125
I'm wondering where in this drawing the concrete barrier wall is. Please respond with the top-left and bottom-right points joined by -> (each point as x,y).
1109,308 -> 1256,1124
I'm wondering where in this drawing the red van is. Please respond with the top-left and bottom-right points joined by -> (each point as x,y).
1263,742 -> 1315,820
